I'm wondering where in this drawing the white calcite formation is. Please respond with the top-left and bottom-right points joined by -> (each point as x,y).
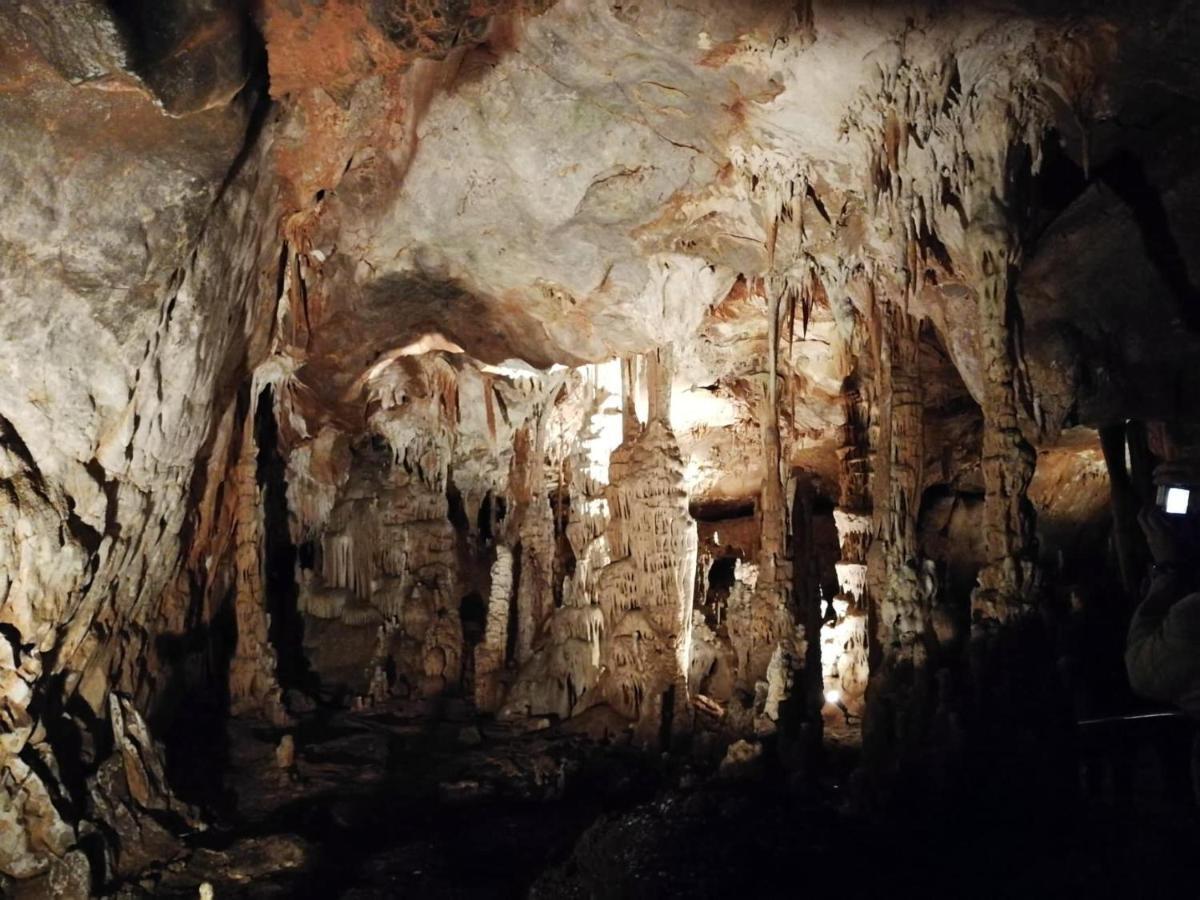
502,410 -> 699,745
474,544 -> 514,713
599,418 -> 699,741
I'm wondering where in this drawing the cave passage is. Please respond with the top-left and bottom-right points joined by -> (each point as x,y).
3,1 -> 1200,897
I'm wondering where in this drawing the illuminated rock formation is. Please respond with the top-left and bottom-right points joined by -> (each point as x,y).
3,0 -> 1200,889
600,417 -> 699,742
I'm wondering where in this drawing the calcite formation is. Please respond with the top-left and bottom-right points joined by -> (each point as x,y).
2,0 -> 1199,891
228,406 -> 288,725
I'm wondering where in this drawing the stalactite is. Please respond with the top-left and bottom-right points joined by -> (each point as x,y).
742,275 -> 799,728
284,437 -> 341,542
646,344 -> 674,425
620,355 -> 640,442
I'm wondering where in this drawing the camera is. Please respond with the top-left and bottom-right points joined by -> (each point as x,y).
1157,484 -> 1198,516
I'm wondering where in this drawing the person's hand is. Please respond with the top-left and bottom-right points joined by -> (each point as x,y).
1139,506 -> 1180,565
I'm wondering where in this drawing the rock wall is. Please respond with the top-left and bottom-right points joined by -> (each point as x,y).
0,11 -> 280,879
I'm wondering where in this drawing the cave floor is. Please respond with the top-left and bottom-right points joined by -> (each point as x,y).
117,701 -> 1200,899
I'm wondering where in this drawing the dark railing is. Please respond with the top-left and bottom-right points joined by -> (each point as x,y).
1075,709 -> 1196,813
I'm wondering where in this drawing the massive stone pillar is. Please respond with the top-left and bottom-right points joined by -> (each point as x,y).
590,352 -> 696,745
735,281 -> 796,697
972,242 -> 1037,628
512,416 -> 555,666
863,302 -> 935,774
646,344 -> 674,426
757,281 -> 789,597
743,277 -> 818,767
498,375 -> 614,721
603,418 -> 698,744
963,229 -> 1068,800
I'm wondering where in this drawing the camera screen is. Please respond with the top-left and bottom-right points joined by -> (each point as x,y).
1165,487 -> 1191,515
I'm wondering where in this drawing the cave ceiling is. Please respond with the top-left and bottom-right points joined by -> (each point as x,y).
3,0 -> 1200,516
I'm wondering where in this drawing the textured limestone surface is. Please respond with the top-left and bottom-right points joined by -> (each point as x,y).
2,0 -> 1200,891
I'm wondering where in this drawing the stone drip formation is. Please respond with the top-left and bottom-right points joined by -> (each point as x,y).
2,0 -> 1200,892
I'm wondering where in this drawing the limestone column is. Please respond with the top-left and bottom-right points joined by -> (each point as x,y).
228,404 -> 288,725
826,373 -> 872,726
964,232 -> 1066,800
474,544 -> 513,712
972,244 -> 1037,627
758,280 -> 788,591
862,302 -> 934,771
512,410 -> 555,666
646,344 -> 674,426
601,413 -> 697,746
744,278 -> 795,688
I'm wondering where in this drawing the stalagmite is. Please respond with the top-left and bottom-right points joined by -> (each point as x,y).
475,544 -> 514,712
596,410 -> 698,743
228,406 -> 288,726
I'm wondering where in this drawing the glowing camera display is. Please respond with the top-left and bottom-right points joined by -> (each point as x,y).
1159,485 -> 1195,516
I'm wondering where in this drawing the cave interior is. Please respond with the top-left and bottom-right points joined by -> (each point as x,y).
3,0 -> 1200,897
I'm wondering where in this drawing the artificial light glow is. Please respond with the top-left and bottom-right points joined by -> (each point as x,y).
396,332 -> 464,356
478,358 -> 541,379
350,333 -> 467,400
669,386 -> 738,434
579,358 -> 624,485
824,689 -> 841,705
1166,487 -> 1191,515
